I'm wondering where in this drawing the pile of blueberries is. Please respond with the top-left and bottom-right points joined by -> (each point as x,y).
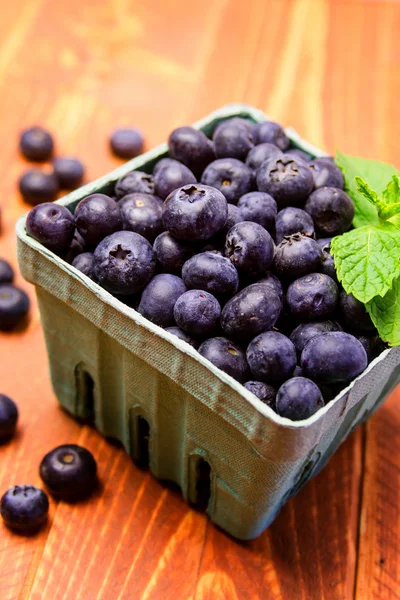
25,117 -> 384,422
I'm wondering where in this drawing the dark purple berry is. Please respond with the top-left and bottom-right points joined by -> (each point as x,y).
246,331 -> 296,383
321,250 -> 337,282
225,221 -> 274,278
19,126 -> 54,162
213,121 -> 254,160
276,377 -> 324,421
237,192 -> 277,231
290,320 -> 343,358
305,187 -> 354,236
339,290 -> 375,333
214,117 -> 256,137
257,157 -> 314,207
0,284 -> 30,330
40,444 -> 97,499
115,171 -> 155,199
26,202 -> 75,253
153,231 -> 196,273
246,143 -> 283,171
173,290 -> 221,338
110,128 -> 143,159
201,158 -> 253,205
354,333 -> 385,362
0,259 -> 14,284
72,252 -> 94,278
275,207 -> 315,244
153,157 -> 178,175
137,273 -> 186,327
19,169 -> 59,205
154,160 -> 196,200
198,337 -> 249,382
258,272 -> 284,301
254,121 -> 290,150
168,127 -> 214,174
316,237 -> 333,250
0,394 -> 18,441
1,486 -> 49,533
74,194 -> 122,247
309,158 -> 344,189
243,381 -> 276,408
164,326 -> 200,349
287,273 -> 339,320
284,148 -> 311,163
119,193 -> 163,242
182,251 -> 239,299
53,157 -> 84,190
64,229 -> 86,263
274,233 -> 322,278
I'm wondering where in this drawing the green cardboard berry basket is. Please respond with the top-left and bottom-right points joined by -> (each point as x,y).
16,104 -> 400,540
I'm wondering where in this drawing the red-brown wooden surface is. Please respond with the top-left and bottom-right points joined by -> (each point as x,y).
0,1 -> 399,598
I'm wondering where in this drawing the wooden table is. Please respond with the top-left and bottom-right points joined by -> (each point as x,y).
0,0 -> 399,598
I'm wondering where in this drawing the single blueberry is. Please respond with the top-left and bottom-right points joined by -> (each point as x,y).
40,444 -> 97,499
354,333 -> 385,363
138,273 -> 186,327
274,233 -> 322,278
72,252 -> 94,278
258,272 -> 284,301
19,169 -> 59,205
119,193 -> 163,242
213,117 -> 256,137
0,394 -> 18,441
237,192 -> 277,231
339,290 -> 376,333
201,158 -> 253,205
243,381 -> 276,408
287,273 -> 339,320
275,207 -> 315,244
257,157 -> 314,207
154,160 -> 196,200
162,184 -> 227,241
246,331 -> 296,383
75,194 -> 122,247
0,284 -> 30,330
0,486 -> 49,533
182,251 -> 239,300
213,121 -> 254,160
301,331 -> 368,383
246,143 -> 283,171
0,259 -> 14,284
93,231 -> 156,295
168,126 -> 214,174
198,337 -> 250,382
290,320 -> 343,358
276,377 -> 324,421
153,231 -> 196,274
284,148 -> 311,163
115,171 -> 155,199
309,158 -> 344,189
19,126 -> 54,161
110,128 -> 144,159
164,326 -> 200,349
26,202 -> 75,253
305,187 -> 354,236
153,158 -> 179,175
53,157 -> 85,190
225,221 -> 274,278
254,121 -> 290,150
173,290 -> 221,338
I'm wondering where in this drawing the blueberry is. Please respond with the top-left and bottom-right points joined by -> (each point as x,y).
64,229 -> 86,263
72,252 -> 94,278
339,290 -> 375,333
221,282 -> 282,342
153,231 -> 196,273
201,158 -> 253,205
275,207 -> 315,244
173,290 -> 221,338
276,377 -> 324,420
110,128 -> 143,159
1,486 -> 49,533
164,326 -> 200,349
119,193 -> 163,242
225,221 -> 274,277
93,231 -> 156,295
198,337 -> 250,382
153,157 -> 177,175
182,251 -> 239,299
354,333 -> 385,362
214,117 -> 256,137
154,160 -> 196,200
237,192 -> 277,231
287,273 -> 338,320
19,126 -> 54,162
290,320 -> 343,358
258,272 -> 284,301
223,203 -> 244,232
254,121 -> 290,150
0,394 -> 18,441
162,184 -> 227,241
115,171 -> 155,200
0,259 -> 14,284
26,202 -> 75,253
309,158 -> 344,189
40,444 -> 97,499
257,157 -> 314,207
246,331 -> 296,383
243,381 -> 276,408
19,169 -> 59,205
213,120 -> 254,160
274,233 -> 322,278
245,143 -> 283,171
168,126 -> 214,174
284,148 -> 311,163
305,187 -> 354,236
301,331 -> 368,383
138,273 -> 186,327
320,250 -> 337,282
0,284 -> 30,330
53,157 -> 85,190
74,194 -> 122,247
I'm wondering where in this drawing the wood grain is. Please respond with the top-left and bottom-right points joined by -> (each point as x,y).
0,0 -> 399,598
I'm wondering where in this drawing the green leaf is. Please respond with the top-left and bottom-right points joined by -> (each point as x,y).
354,176 -> 381,207
380,202 -> 400,220
383,175 -> 400,205
336,151 -> 400,228
330,222 -> 400,303
388,214 -> 400,230
367,278 -> 400,346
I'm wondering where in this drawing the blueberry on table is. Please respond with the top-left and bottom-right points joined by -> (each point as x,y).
115,171 -> 155,200
153,231 -> 196,273
19,126 -> 54,162
53,157 -> 85,190
304,187 -> 354,236
19,169 -> 59,205
119,193 -> 163,242
72,252 -> 94,278
109,128 -> 144,159
339,290 -> 376,333
0,284 -> 30,330
164,326 -> 200,349
201,158 -> 253,205
257,157 -> 314,207
213,120 -> 254,161
0,259 -> 14,284
153,160 -> 196,200
74,194 -> 122,247
162,184 -> 227,241
138,273 -> 186,328
273,233 -> 322,278
290,320 -> 343,358
309,158 -> 344,189
275,207 -> 315,244
284,148 -> 311,163
0,394 -> 18,441
243,381 -> 276,408
276,377 -> 324,421
287,273 -> 338,320
225,221 -> 274,278
173,289 -> 221,338
301,331 -> 368,383
1,486 -> 49,533
182,251 -> 239,300
40,444 -> 97,500
254,120 -> 290,150
168,126 -> 214,174
246,331 -> 297,383
198,337 -> 250,383
245,143 -> 283,171
221,282 -> 282,343
26,202 -> 75,253
237,192 -> 277,231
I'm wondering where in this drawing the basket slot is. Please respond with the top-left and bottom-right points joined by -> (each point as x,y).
129,414 -> 150,468
74,363 -> 95,422
188,455 -> 211,512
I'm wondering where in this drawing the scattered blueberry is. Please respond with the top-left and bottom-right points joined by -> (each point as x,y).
198,337 -> 250,382
275,207 -> 315,244
0,259 -> 14,284
257,157 -> 314,207
165,326 -> 200,348
119,193 -> 163,242
182,251 -> 239,299
72,252 -> 94,278
75,194 -> 122,247
201,158 -> 253,205
243,381 -> 276,408
225,221 -> 274,278
305,187 -> 354,236
309,158 -> 344,189
138,273 -> 186,327
110,128 -> 144,159
247,331 -> 297,383
173,290 -> 221,338
154,160 -> 196,200
40,444 -> 97,499
287,273 -> 338,320
290,320 -> 343,358
274,233 -> 322,278
0,394 -> 18,441
339,290 -> 376,333
115,171 -> 155,200
168,126 -> 214,174
276,377 -> 324,420
213,120 -> 254,160
254,120 -> 290,150
26,202 -> 75,253
245,143 -> 283,171
153,231 -> 196,273
0,486 -> 49,533
237,192 -> 277,231
19,126 -> 54,162
19,169 -> 59,205
0,284 -> 30,330
53,157 -> 85,190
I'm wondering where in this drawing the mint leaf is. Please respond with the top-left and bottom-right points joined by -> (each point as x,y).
336,151 -> 400,228
380,202 -> 400,220
330,223 -> 400,303
367,278 -> 400,346
355,176 -> 381,207
383,175 -> 400,205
